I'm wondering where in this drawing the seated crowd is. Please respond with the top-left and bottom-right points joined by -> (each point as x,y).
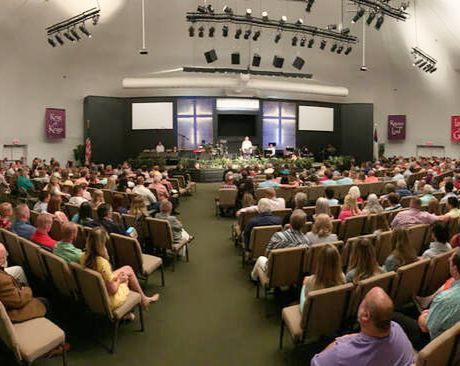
224,156 -> 460,364
0,157 -> 195,359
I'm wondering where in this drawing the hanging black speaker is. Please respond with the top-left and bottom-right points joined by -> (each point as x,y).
273,55 -> 284,68
252,54 -> 261,67
292,56 -> 305,70
231,52 -> 240,65
204,49 -> 218,63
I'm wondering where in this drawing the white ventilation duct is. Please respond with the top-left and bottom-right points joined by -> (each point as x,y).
122,75 -> 349,97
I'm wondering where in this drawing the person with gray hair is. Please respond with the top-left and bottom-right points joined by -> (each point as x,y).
395,179 -> 412,197
362,194 -> 384,215
250,209 -> 311,281
243,198 -> 282,251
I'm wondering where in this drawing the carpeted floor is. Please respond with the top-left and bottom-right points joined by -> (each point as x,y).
2,183 -> 323,365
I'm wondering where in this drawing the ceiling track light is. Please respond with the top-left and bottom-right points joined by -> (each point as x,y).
320,40 -> 327,50
186,11 -> 358,45
47,37 -> 56,47
291,36 -> 298,46
198,26 -> 205,38
235,29 -> 242,39
300,38 -> 306,47
305,0 -> 315,13
244,29 -> 252,40
274,32 -> 282,43
336,45 -> 344,54
252,30 -> 261,41
366,10 -> 376,25
209,26 -> 215,37
183,66 -> 313,79
345,46 -> 353,55
347,0 -> 408,21
46,7 -> 99,46
411,47 -> 438,74
188,26 -> 195,37
352,8 -> 365,23
222,25 -> 229,37
308,38 -> 314,48
223,6 -> 233,15
375,15 -> 385,30
331,44 -> 338,52
246,9 -> 252,18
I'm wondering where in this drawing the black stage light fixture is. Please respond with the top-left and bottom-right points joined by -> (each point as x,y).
55,33 -> 64,45
207,4 -> 214,14
413,59 -> 423,67
320,40 -> 327,50
419,61 -> 427,68
331,43 -> 337,52
280,16 -> 287,25
345,46 -> 353,55
291,36 -> 298,46
296,19 -> 304,26
308,38 -> 315,48
429,67 -> 437,73
70,27 -> 81,41
198,26 -> 204,38
231,52 -> 240,65
79,23 -> 91,38
366,10 -> 376,25
352,8 -> 365,23
197,5 -> 207,13
337,45 -> 344,54
252,54 -> 261,67
292,56 -> 305,70
222,25 -> 228,37
375,15 -> 385,30
306,0 -> 315,12
92,13 -> 100,25
261,11 -> 269,21
204,49 -> 218,63
48,37 -> 56,47
246,8 -> 253,18
209,26 -> 215,37
300,38 -> 306,47
63,30 -> 75,42
244,29 -> 252,40
274,32 -> 282,43
341,27 -> 350,35
273,55 -> 284,68
235,28 -> 242,39
252,30 -> 261,41
223,5 -> 233,15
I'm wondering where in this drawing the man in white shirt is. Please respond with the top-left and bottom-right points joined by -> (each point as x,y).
241,136 -> 253,158
267,143 -> 276,157
132,176 -> 159,210
0,243 -> 28,285
237,188 -> 285,216
156,141 -> 165,153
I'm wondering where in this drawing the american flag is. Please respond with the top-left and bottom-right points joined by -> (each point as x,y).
85,137 -> 91,165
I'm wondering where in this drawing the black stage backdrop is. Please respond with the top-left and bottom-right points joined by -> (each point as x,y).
84,96 -> 373,165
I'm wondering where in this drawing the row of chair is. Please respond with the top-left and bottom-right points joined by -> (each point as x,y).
0,228 -> 161,354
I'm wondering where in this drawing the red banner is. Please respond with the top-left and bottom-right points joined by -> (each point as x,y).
452,116 -> 460,142
45,108 -> 66,139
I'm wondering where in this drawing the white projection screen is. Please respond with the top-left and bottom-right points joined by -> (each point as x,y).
132,102 -> 173,130
298,106 -> 334,132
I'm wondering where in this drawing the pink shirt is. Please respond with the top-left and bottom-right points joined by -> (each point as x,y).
391,208 -> 438,228
338,209 -> 355,221
365,176 -> 379,183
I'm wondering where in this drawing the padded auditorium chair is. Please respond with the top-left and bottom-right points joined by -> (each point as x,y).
339,215 -> 367,242
303,242 -> 344,275
245,225 -> 282,267
0,301 -> 67,365
70,263 -> 144,354
232,210 -> 258,246
391,258 -> 430,309
406,224 -> 430,255
146,217 -> 190,271
0,229 -> 26,267
374,230 -> 394,266
279,283 -> 354,349
422,250 -> 454,295
40,248 -> 78,299
18,237 -> 48,282
215,188 -> 238,216
341,234 -> 376,270
256,247 -> 304,299
416,322 -> 460,366
110,233 -> 164,286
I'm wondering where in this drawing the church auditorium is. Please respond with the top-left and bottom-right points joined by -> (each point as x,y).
1,1 -> 460,365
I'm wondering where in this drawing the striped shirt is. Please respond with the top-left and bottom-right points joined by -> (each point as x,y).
266,229 -> 311,252
426,279 -> 460,339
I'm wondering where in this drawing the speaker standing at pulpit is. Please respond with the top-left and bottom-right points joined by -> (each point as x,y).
241,136 -> 253,159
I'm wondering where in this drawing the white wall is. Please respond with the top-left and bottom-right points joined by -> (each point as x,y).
1,0 -> 459,163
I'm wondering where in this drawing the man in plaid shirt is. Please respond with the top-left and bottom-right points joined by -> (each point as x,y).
250,209 -> 311,281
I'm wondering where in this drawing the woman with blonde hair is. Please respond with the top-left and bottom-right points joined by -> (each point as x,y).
300,244 -> 345,311
362,193 -> 384,215
105,176 -> 117,191
90,189 -> 105,209
348,185 -> 364,204
81,228 -> 159,312
338,194 -> 361,221
314,197 -> 331,219
383,228 -> 418,272
129,195 -> 150,217
306,214 -> 338,244
345,238 -> 383,283
46,176 -> 70,199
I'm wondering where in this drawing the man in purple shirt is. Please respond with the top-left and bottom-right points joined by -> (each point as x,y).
391,197 -> 441,228
311,287 -> 414,366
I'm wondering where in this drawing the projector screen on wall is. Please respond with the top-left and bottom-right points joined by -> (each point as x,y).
132,102 -> 173,130
298,106 -> 334,132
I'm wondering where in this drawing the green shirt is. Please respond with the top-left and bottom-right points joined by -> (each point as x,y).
17,176 -> 33,191
426,279 -> 460,339
53,241 -> 82,263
